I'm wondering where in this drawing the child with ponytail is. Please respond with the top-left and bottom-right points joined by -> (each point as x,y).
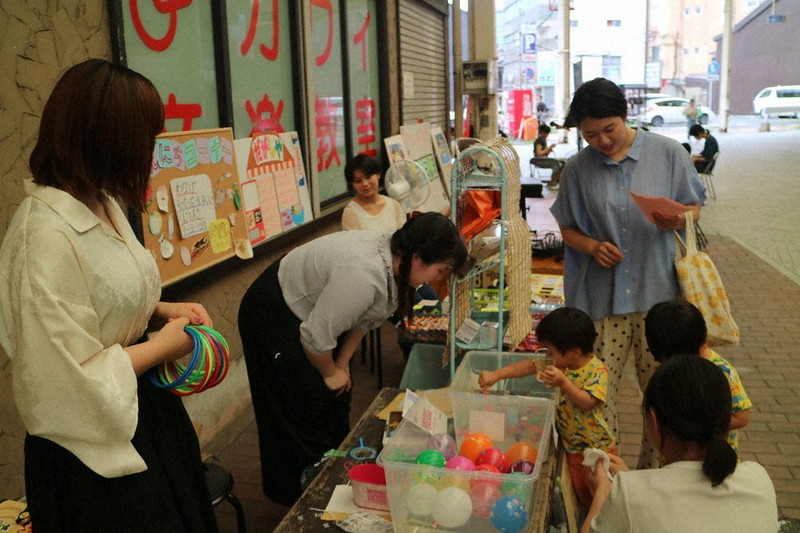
582,355 -> 777,533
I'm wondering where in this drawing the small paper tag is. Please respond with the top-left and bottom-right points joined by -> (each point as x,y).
455,317 -> 481,344
404,394 -> 448,435
468,410 -> 506,442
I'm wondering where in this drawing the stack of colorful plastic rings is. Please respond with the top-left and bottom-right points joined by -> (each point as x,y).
150,325 -> 230,396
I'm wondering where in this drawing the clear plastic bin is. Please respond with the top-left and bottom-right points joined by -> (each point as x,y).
450,350 -> 557,400
377,390 -> 554,532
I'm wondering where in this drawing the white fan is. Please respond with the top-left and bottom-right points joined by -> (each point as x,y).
384,159 -> 431,213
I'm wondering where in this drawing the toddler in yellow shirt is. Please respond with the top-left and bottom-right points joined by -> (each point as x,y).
479,307 -> 616,509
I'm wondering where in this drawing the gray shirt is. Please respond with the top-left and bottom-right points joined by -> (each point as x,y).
278,230 -> 397,354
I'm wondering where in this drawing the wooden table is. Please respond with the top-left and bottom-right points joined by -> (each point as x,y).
274,387 -> 559,532
275,388 -> 397,532
531,256 -> 564,275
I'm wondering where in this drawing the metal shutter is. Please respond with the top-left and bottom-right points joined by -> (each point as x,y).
398,1 -> 449,128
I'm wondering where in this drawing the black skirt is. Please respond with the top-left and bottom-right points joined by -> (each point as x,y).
238,258 -> 351,506
24,375 -> 218,532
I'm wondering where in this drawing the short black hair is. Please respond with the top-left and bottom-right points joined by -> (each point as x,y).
535,307 -> 597,355
564,78 -> 628,128
645,300 -> 706,362
689,124 -> 706,137
538,124 -> 551,135
344,154 -> 381,195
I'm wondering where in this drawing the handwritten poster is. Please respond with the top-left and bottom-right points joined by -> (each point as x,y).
142,128 -> 251,287
236,132 -> 313,246
169,174 -> 217,238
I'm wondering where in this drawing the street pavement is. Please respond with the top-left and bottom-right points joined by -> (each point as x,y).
516,115 -> 800,522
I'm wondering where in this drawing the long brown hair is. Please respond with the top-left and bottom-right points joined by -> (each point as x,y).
29,59 -> 164,211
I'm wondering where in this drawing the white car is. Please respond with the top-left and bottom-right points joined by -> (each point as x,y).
642,97 -> 714,127
752,85 -> 800,118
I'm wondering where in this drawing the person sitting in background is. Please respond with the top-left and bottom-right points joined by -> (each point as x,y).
645,300 -> 751,456
583,355 -> 777,533
479,307 -> 616,510
689,124 -> 719,173
532,124 -> 567,190
340,153 -> 440,359
341,154 -> 406,231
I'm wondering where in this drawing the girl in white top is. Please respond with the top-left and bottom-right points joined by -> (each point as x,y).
583,355 -> 777,533
341,154 -> 406,231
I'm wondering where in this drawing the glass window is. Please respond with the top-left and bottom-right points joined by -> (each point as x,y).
602,56 -> 622,82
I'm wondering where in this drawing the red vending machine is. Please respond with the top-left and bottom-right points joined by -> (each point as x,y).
505,89 -> 534,139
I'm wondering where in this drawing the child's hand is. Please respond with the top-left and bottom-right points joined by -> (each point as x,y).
607,453 -> 630,476
478,370 -> 496,391
539,365 -> 565,389
588,456 -> 613,492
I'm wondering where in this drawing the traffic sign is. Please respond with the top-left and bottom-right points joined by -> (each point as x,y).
707,61 -> 720,75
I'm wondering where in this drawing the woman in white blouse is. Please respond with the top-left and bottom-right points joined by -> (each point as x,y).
341,154 -> 406,231
0,60 -> 218,531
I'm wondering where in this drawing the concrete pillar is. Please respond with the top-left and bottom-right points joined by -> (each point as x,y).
467,0 -> 497,141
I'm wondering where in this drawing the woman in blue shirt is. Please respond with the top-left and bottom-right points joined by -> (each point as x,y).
550,78 -> 706,469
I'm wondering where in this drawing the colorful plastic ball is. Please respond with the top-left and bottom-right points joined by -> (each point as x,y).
460,432 -> 494,462
432,486 -> 473,529
500,472 -> 528,498
470,482 -> 502,518
415,448 -> 446,468
490,495 -> 529,533
510,459 -> 535,475
505,442 -> 538,465
406,482 -> 438,517
437,475 -> 471,493
475,447 -> 509,473
471,463 -> 502,489
426,433 -> 458,460
445,455 -> 476,471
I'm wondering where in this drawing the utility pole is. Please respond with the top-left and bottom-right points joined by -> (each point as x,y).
557,0 -> 571,122
719,0 -> 733,132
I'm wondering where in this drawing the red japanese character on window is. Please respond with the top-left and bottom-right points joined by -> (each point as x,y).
246,94 -> 285,135
352,10 -> 370,72
129,0 -> 192,52
315,96 -> 341,172
240,0 -> 279,61
311,0 -> 333,67
355,97 -> 377,156
163,93 -> 202,131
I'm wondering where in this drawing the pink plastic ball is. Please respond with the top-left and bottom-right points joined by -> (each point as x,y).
445,455 -> 476,471
426,433 -> 458,460
475,447 -> 509,473
470,481 -> 502,518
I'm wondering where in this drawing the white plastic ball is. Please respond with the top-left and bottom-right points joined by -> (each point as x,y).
406,482 -> 438,517
432,486 -> 473,528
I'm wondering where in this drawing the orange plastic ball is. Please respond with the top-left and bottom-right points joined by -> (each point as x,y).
505,442 -> 538,465
460,433 -> 494,463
